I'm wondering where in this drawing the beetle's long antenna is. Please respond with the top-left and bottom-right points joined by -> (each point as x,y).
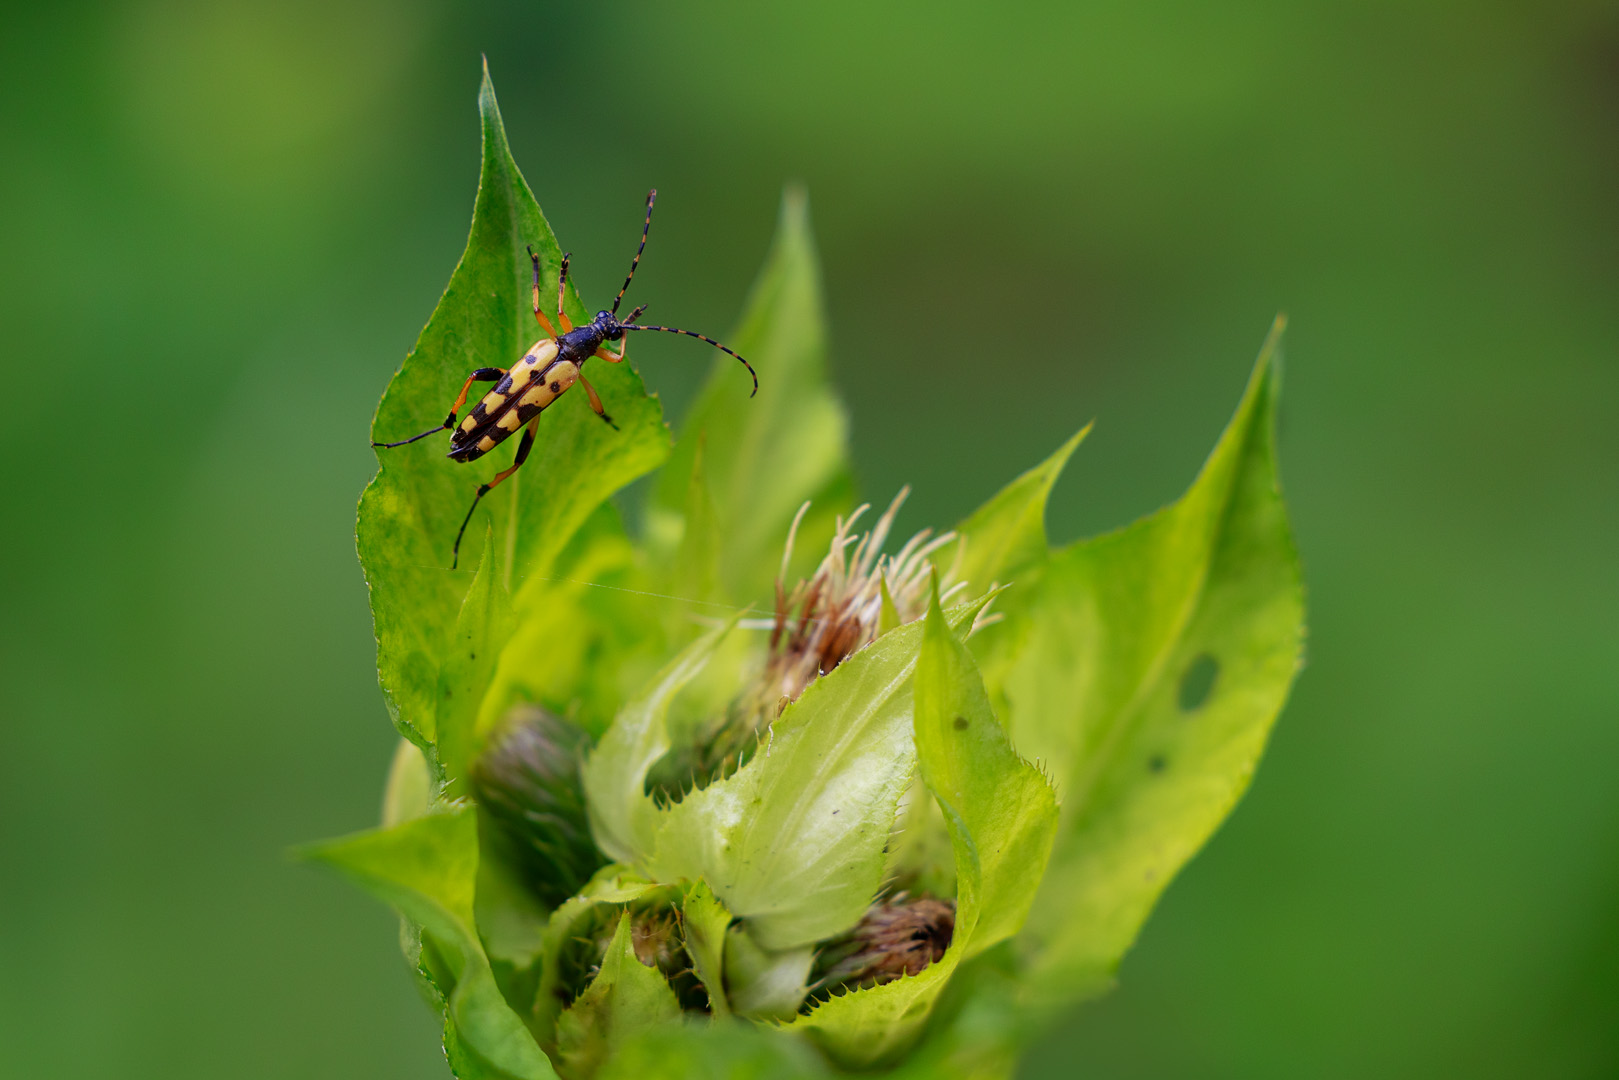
612,189 -> 657,315
622,324 -> 758,397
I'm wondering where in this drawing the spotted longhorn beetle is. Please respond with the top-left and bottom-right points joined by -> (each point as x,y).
373,189 -> 757,568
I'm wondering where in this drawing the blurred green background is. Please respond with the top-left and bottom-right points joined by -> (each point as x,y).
2,1 -> 1616,1076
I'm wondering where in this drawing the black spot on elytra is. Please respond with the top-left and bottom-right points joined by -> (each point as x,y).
1179,653 -> 1219,712
953,716 -> 969,731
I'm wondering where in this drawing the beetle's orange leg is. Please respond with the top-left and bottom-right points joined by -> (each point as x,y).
528,245 -> 557,338
594,340 -> 626,364
555,252 -> 574,333
373,367 -> 505,449
577,372 -> 617,430
452,414 -> 540,568
449,368 -> 508,423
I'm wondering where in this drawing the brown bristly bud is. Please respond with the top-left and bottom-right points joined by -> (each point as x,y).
814,894 -> 956,993
693,490 -> 971,781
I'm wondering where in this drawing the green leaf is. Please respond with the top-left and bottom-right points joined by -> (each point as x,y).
722,924 -> 815,1021
556,911 -> 682,1079
950,424 -> 1089,590
531,867 -> 662,1050
437,522 -> 514,790
649,187 -> 851,604
1011,319 -> 1305,1003
582,620 -> 738,866
678,880 -> 733,1018
913,585 -> 1058,961
789,584 -> 1057,1068
877,577 -> 903,637
668,433 -> 721,606
485,504 -> 665,740
647,595 -> 994,952
596,1021 -> 829,1080
304,808 -> 558,1080
357,62 -> 668,751
382,736 -> 432,827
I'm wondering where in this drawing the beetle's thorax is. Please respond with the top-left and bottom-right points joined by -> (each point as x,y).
556,319 -> 609,365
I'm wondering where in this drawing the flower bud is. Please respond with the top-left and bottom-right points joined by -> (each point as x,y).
469,706 -> 603,906
813,894 -> 956,994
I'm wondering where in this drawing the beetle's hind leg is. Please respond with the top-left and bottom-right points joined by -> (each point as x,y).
373,367 -> 506,449
451,413 -> 540,568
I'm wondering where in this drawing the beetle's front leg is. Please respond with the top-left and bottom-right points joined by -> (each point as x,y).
594,341 -> 626,364
555,251 -> 575,333
373,367 -> 506,449
528,245 -> 557,338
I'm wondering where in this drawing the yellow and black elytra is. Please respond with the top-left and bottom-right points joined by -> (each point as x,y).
373,189 -> 758,568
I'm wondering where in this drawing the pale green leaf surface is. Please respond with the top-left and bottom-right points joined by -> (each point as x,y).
790,587 -> 1057,1068
583,621 -> 737,865
1013,321 -> 1305,1003
884,946 -> 1026,1080
437,523 -> 514,790
484,504 -> 665,740
669,434 -> 721,606
383,736 -> 432,827
646,596 -> 993,952
937,426 -> 1088,743
650,187 -> 851,604
679,880 -> 733,1018
358,63 -> 668,751
596,1021 -> 829,1080
722,925 -> 815,1021
304,808 -> 558,1080
556,912 -> 682,1079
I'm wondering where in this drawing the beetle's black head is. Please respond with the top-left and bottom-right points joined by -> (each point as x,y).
593,310 -> 625,340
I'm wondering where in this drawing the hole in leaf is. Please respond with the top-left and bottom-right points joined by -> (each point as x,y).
1178,653 -> 1219,712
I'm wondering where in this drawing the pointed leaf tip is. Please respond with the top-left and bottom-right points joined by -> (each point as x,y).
950,421 -> 1092,591
1006,323 -> 1304,1006
358,68 -> 668,759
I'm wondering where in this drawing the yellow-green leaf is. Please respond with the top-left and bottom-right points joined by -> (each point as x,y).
1011,319 -> 1306,1004
303,808 -> 559,1080
556,912 -> 682,1079
437,522 -> 514,792
790,583 -> 1056,1068
357,63 -> 668,753
649,187 -> 851,604
582,620 -> 738,866
678,881 -> 733,1018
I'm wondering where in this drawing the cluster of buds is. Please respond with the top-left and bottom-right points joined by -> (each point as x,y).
324,83 -> 1299,1079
